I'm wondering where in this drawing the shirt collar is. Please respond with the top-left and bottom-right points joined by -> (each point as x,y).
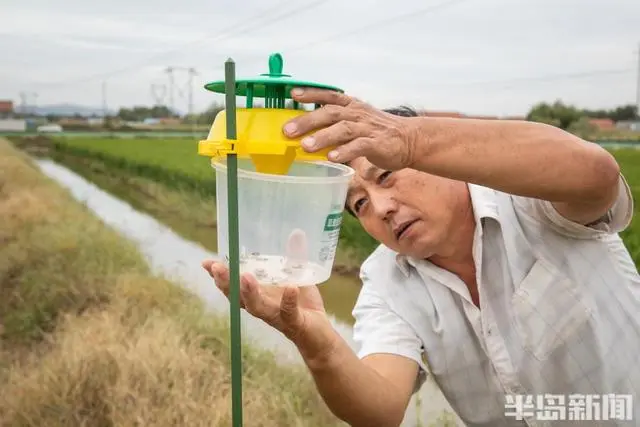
394,183 -> 500,276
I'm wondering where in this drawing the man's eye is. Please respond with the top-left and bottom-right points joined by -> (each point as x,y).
377,171 -> 392,184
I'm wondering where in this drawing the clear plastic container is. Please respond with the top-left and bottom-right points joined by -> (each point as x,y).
213,157 -> 354,286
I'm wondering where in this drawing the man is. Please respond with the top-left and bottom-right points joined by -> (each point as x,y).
202,87 -> 640,427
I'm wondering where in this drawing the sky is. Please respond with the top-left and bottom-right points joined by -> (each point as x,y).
1,0 -> 639,117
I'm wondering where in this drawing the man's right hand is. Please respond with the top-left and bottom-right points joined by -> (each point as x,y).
202,259 -> 422,426
201,259 -> 339,364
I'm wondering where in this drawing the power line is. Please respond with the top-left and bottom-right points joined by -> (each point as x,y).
30,0 -> 328,91
198,0 -> 471,82
284,0 -> 470,54
17,0 -> 465,94
433,67 -> 635,88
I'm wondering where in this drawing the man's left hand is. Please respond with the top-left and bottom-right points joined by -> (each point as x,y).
282,87 -> 418,170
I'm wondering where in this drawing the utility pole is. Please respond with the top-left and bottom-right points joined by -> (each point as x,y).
187,67 -> 197,119
636,42 -> 640,119
165,67 -> 175,116
19,92 -> 28,116
163,66 -> 198,122
188,67 -> 199,135
20,91 -> 38,117
102,81 -> 108,117
150,83 -> 167,106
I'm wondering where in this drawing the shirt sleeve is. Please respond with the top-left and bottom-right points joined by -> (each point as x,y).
511,173 -> 634,239
352,284 -> 428,393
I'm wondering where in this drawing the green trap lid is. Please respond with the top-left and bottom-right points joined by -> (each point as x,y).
203,52 -> 343,99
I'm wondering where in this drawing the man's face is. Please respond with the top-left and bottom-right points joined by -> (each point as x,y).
345,157 -> 467,259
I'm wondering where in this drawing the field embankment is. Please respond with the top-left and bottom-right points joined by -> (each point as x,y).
0,138 -> 344,426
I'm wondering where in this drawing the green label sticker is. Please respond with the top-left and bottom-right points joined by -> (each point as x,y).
323,212 -> 343,232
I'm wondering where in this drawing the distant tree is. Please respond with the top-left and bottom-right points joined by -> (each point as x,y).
526,100 -> 584,130
197,102 -> 225,125
607,105 -> 638,121
582,104 -> 637,121
117,105 -> 173,121
567,116 -> 597,139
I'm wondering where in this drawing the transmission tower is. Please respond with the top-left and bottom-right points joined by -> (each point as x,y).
150,83 -> 168,106
163,66 -> 198,118
164,66 -> 175,115
19,91 -> 38,116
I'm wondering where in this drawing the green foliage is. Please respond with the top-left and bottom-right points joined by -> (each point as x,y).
526,101 -> 639,136
117,105 -> 174,121
195,102 -> 225,127
526,100 -> 584,130
609,148 -> 640,269
583,105 -> 638,122
51,137 -> 216,196
567,116 -> 598,139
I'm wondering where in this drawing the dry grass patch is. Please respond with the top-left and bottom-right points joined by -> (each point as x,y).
0,139 -> 343,426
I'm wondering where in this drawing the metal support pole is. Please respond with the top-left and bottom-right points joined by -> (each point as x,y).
224,58 -> 243,427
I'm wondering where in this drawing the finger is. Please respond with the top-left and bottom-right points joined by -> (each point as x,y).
284,104 -> 358,139
286,228 -> 308,263
290,87 -> 352,107
204,261 -> 230,297
201,259 -> 216,272
326,137 -> 373,164
240,273 -> 278,321
301,120 -> 368,153
280,286 -> 301,327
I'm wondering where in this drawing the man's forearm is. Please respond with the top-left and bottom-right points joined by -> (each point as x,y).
407,117 -> 620,203
295,332 -> 409,427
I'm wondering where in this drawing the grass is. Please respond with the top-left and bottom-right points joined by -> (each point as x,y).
611,148 -> 640,267
50,137 -> 217,195
0,138 -> 346,426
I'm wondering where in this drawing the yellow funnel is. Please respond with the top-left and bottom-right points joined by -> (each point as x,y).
198,108 -> 331,175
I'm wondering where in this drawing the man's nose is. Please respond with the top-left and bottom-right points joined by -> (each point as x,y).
370,192 -> 397,221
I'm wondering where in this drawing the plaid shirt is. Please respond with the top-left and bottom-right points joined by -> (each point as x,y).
353,176 -> 638,426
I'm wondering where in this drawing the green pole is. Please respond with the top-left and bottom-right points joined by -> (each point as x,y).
224,58 -> 243,427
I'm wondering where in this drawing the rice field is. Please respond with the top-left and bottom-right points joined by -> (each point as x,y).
52,137 -> 217,195
43,137 -> 640,270
50,136 -> 380,259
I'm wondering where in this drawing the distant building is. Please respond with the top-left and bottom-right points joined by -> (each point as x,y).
616,120 -> 640,132
37,124 -> 63,133
0,119 -> 26,131
58,118 -> 89,127
587,118 -> 615,131
159,117 -> 182,126
87,117 -> 105,126
0,100 -> 14,119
